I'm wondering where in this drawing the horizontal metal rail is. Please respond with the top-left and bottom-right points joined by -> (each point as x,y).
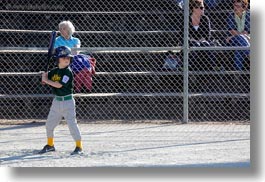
189,46 -> 250,51
0,9 -> 234,14
0,46 -> 250,53
0,71 -> 250,76
0,29 -> 226,34
0,47 -> 183,53
0,29 -> 180,34
0,92 -> 250,99
0,10 -> 181,14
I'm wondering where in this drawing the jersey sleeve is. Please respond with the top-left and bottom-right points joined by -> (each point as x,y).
59,69 -> 73,87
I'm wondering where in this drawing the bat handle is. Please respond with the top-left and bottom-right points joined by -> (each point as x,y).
40,71 -> 46,85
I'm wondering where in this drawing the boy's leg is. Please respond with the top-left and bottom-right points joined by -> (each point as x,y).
62,99 -> 82,143
62,99 -> 83,154
39,99 -> 62,154
46,99 -> 62,144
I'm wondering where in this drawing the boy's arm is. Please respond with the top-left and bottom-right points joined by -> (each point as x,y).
42,72 -> 63,88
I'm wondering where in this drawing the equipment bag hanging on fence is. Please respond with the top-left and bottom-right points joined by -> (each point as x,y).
71,54 -> 96,93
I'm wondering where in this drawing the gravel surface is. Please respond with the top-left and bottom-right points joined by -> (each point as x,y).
0,123 -> 250,167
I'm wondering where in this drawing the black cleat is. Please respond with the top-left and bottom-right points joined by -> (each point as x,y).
70,147 -> 83,155
38,145 -> 55,154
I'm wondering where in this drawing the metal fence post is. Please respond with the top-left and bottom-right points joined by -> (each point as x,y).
182,0 -> 189,124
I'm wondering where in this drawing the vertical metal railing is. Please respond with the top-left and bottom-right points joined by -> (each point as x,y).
183,0 -> 190,123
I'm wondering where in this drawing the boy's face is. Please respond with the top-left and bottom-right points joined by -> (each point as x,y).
58,57 -> 71,68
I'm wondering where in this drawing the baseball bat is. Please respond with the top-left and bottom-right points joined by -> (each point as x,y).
45,30 -> 57,72
41,31 -> 57,84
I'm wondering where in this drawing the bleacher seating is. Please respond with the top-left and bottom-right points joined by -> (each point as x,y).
0,1 -> 250,122
0,31 -> 181,47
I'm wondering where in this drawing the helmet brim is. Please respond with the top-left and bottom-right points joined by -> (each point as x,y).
56,54 -> 74,58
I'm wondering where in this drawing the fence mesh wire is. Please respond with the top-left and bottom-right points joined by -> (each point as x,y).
0,0 -> 250,122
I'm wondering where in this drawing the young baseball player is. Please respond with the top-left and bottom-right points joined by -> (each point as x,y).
39,46 -> 83,155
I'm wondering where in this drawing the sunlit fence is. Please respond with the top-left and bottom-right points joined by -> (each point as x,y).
0,0 -> 250,122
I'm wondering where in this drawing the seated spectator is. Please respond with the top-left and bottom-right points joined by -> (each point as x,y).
226,0 -> 250,71
54,20 -> 81,55
188,0 -> 217,71
162,51 -> 180,71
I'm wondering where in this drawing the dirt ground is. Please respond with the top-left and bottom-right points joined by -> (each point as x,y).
0,122 -> 250,167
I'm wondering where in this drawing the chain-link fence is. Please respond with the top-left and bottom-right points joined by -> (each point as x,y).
0,0 -> 250,122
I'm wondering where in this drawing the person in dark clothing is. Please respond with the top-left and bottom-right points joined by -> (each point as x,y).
188,0 -> 218,71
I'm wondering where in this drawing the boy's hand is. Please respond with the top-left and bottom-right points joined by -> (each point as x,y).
40,71 -> 46,85
42,72 -> 48,84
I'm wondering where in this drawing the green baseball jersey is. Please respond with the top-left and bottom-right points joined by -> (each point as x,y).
48,66 -> 73,96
